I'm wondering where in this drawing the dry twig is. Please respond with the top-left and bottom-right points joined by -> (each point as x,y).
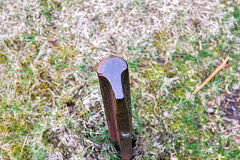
194,56 -> 230,94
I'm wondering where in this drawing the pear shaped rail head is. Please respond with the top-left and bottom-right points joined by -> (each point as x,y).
97,57 -> 128,99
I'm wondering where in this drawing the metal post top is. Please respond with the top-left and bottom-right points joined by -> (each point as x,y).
97,56 -> 132,160
97,57 -> 128,74
97,57 -> 128,99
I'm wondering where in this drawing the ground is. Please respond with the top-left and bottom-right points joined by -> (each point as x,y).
0,0 -> 240,159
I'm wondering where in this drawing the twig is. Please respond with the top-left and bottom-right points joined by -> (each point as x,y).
198,39 -> 202,51
194,56 -> 230,94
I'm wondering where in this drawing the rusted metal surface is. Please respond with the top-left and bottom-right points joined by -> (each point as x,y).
97,57 -> 132,160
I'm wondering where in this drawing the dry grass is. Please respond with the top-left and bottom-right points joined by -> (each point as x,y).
0,0 -> 240,159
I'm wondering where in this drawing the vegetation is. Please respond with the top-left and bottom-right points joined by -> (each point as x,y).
0,0 -> 240,159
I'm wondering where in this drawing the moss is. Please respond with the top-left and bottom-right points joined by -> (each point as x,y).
0,104 -> 33,159
10,143 -> 32,160
144,64 -> 165,80
27,68 -> 58,101
29,41 -> 42,53
4,37 -> 25,51
50,45 -> 78,70
153,31 -> 169,53
60,95 -> 74,104
184,78 -> 198,87
20,56 -> 32,67
164,62 -> 177,78
30,81 -> 54,101
98,22 -> 106,31
57,45 -> 78,61
178,64 -> 188,73
144,62 -> 178,80
39,69 -> 51,80
79,108 -> 87,117
4,113 -> 33,135
0,99 -> 48,159
0,148 -> 10,160
0,53 -> 8,64
173,88 -> 185,98
0,124 -> 10,134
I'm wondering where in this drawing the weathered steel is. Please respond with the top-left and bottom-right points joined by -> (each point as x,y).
97,57 -> 132,160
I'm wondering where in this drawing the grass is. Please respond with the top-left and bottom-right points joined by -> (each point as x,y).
0,0 -> 240,159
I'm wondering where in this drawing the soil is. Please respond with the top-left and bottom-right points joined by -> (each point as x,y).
221,89 -> 240,120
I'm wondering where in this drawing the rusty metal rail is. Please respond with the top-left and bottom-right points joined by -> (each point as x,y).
97,57 -> 132,160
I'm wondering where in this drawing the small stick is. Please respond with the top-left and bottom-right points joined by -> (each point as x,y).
194,56 -> 230,94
